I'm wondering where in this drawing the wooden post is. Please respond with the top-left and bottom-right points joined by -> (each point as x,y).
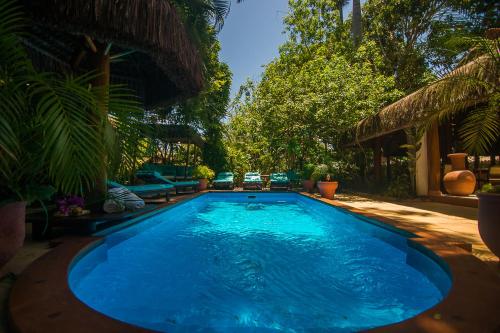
427,123 -> 442,196
374,138 -> 382,184
184,141 -> 190,179
387,155 -> 392,182
87,41 -> 110,203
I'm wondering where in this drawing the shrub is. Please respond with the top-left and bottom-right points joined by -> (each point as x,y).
481,183 -> 500,194
192,165 -> 215,180
302,163 -> 316,181
311,164 -> 330,182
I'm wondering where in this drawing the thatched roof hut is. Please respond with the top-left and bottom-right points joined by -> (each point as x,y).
352,55 -> 498,144
22,0 -> 204,107
150,124 -> 204,148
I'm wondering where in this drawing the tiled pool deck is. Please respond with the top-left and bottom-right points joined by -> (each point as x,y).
1,191 -> 499,332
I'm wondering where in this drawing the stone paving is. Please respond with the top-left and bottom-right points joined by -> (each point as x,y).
333,193 -> 498,267
1,191 -> 498,332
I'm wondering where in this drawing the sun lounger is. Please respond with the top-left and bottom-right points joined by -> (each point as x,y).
213,172 -> 234,189
107,180 -> 173,199
243,172 -> 263,190
136,171 -> 199,194
270,173 -> 290,190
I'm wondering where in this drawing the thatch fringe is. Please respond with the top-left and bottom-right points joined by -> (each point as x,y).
354,55 -> 498,143
23,0 -> 203,98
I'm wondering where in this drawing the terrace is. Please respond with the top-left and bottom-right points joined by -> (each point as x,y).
0,1 -> 499,332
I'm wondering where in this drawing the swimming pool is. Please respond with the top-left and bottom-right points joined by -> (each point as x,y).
69,192 -> 451,332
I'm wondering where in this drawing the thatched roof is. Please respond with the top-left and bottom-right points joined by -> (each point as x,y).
22,0 -> 204,106
353,55 -> 498,144
150,124 -> 204,147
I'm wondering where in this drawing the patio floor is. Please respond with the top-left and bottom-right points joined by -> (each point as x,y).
333,193 -> 498,267
1,191 -> 499,332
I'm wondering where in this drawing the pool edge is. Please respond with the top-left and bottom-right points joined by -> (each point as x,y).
8,191 -> 500,333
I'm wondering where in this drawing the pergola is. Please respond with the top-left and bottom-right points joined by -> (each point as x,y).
21,0 -> 205,190
347,54 -> 499,196
147,124 -> 205,176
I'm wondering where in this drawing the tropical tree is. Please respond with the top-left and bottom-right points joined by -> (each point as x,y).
423,35 -> 499,155
351,0 -> 362,46
0,0 -> 144,202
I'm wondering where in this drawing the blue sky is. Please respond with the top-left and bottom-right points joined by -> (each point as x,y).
219,0 -> 362,97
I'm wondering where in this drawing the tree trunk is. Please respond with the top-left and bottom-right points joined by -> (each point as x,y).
338,1 -> 344,23
352,0 -> 362,47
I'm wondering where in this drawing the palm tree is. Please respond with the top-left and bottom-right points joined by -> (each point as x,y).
351,0 -> 362,46
423,35 -> 499,155
0,0 -> 143,201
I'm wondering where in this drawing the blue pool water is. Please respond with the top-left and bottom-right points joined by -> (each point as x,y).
69,193 -> 451,332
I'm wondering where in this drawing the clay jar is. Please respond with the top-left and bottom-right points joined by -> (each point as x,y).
303,180 -> 315,193
443,153 -> 476,196
0,201 -> 26,268
477,192 -> 500,258
198,178 -> 208,191
317,181 -> 339,200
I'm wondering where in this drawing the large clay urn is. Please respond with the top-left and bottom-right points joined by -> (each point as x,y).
0,201 -> 26,268
443,153 -> 476,196
198,178 -> 208,191
477,192 -> 500,258
303,180 -> 315,193
317,181 -> 339,200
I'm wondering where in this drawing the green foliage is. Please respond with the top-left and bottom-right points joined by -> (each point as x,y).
480,183 -> 500,194
385,174 -> 412,199
0,0 -> 145,202
192,165 -> 215,180
311,164 -> 330,182
225,0 -> 401,176
302,163 -> 316,180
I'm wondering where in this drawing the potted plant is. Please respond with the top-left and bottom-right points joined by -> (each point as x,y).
192,165 -> 215,191
477,183 -> 500,258
302,163 -> 316,193
312,164 -> 339,200
0,182 -> 54,267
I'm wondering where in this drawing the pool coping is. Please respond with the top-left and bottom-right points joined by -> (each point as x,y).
8,191 -> 500,333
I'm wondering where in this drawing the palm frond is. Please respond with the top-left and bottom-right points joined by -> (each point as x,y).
30,73 -> 105,194
458,102 -> 500,155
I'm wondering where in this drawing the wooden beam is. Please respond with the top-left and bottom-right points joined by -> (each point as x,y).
427,123 -> 442,196
374,137 -> 382,183
387,155 -> 392,182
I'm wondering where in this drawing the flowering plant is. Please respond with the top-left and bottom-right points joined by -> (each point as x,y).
55,195 -> 85,216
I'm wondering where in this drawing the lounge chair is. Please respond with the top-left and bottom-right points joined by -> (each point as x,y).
270,172 -> 290,190
213,172 -> 234,189
286,170 -> 302,188
136,171 -> 199,194
243,172 -> 263,190
107,180 -> 173,199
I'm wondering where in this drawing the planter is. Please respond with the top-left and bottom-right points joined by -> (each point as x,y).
443,153 -> 476,196
477,192 -> 500,258
303,180 -> 315,193
0,201 -> 27,268
317,181 -> 339,200
198,178 -> 208,191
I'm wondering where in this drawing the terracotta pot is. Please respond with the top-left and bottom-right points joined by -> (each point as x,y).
0,201 -> 26,268
443,170 -> 476,196
477,192 -> 500,258
303,180 -> 315,193
443,153 -> 476,196
448,153 -> 468,171
317,181 -> 339,200
198,178 -> 208,191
